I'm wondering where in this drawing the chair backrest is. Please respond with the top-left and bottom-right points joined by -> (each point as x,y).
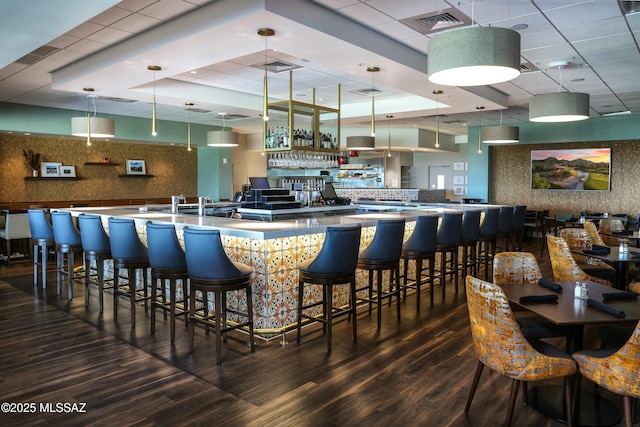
461,210 -> 481,242
511,205 -> 527,232
436,212 -> 463,246
583,220 -> 606,246
599,218 -> 625,233
305,224 -> 362,275
555,213 -> 573,221
497,206 -> 514,234
581,321 -> 640,397
51,211 -> 81,245
183,227 -> 248,279
107,217 -> 148,260
492,252 -> 542,285
359,219 -> 405,261
560,228 -> 593,265
465,275 -> 575,379
27,209 -> 54,240
146,222 -> 187,270
546,235 -> 589,282
78,214 -> 110,252
0,212 -> 31,239
479,208 -> 499,237
403,215 -> 438,253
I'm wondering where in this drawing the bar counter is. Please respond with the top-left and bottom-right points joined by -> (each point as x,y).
58,203 -> 497,338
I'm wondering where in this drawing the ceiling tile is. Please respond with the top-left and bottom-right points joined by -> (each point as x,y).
110,13 -> 162,33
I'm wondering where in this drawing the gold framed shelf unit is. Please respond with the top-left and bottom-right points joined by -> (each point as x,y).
263,69 -> 340,153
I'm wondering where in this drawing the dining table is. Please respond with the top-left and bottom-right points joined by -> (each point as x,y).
501,280 -> 640,427
599,230 -> 640,247
572,245 -> 640,290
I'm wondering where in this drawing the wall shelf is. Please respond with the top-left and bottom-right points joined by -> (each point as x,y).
24,177 -> 82,181
118,174 -> 154,178
84,162 -> 120,166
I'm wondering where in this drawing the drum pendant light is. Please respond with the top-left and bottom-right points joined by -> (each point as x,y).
481,110 -> 519,143
207,113 -> 238,147
529,61 -> 589,122
428,26 -> 521,86
71,87 -> 115,145
347,66 -> 379,151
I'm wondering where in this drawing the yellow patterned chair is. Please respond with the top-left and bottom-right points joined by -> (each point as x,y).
599,218 -> 626,246
573,321 -> 640,427
583,220 -> 606,246
547,235 -> 612,287
464,275 -> 577,426
493,252 -> 567,339
559,228 -> 616,284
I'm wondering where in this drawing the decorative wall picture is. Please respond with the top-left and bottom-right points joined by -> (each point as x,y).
453,186 -> 464,195
41,162 -> 61,177
59,165 -> 76,178
126,159 -> 146,175
531,148 -> 611,191
453,175 -> 465,185
453,162 -> 465,171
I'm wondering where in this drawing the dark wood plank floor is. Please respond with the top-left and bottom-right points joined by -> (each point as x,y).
0,239 -> 626,426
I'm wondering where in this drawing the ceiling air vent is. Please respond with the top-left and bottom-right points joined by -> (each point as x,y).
15,45 -> 59,65
100,96 -> 137,103
220,113 -> 249,121
400,8 -> 471,35
252,61 -> 301,73
520,62 -> 540,73
619,1 -> 640,15
186,107 -> 211,113
351,88 -> 383,97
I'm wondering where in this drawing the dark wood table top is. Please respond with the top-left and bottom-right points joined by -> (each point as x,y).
572,245 -> 640,263
501,281 -> 640,326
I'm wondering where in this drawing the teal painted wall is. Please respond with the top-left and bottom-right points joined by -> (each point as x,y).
467,114 -> 640,202
197,146 -> 233,201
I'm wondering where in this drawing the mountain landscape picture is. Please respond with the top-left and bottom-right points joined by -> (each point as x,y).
531,148 -> 611,191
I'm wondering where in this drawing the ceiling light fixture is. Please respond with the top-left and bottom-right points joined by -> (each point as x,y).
71,87 -> 115,146
185,102 -> 193,151
386,115 -> 393,157
481,110 -> 519,143
368,66 -> 379,137
476,106 -> 484,154
148,65 -> 161,136
207,113 -> 239,147
529,61 -> 590,122
428,26 -> 521,86
258,28 -> 274,123
433,90 -> 442,148
346,135 -> 375,151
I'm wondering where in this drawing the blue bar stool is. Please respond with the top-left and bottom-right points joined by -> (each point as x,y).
78,214 -> 112,312
146,222 -> 189,344
460,210 -> 481,280
356,219 -> 405,328
401,215 -> 438,309
496,206 -> 514,252
477,208 -> 500,281
511,205 -> 527,250
183,227 -> 254,364
297,224 -> 362,353
51,211 -> 84,298
28,209 -> 54,288
435,212 -> 463,296
108,217 -> 150,328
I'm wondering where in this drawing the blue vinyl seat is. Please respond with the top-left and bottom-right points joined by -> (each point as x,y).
108,217 -> 150,328
146,222 -> 189,344
435,212 -> 463,296
496,206 -> 514,252
51,211 -> 84,298
183,227 -> 254,364
401,215 -> 438,309
297,224 -> 362,353
356,219 -> 405,328
477,208 -> 500,281
78,214 -> 112,312
460,210 -> 481,280
27,209 -> 54,288
511,205 -> 527,251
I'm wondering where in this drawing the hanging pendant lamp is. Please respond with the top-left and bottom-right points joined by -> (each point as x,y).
476,106 -> 484,154
148,65 -> 161,136
386,115 -> 393,157
433,90 -> 442,148
185,103 -> 193,151
529,92 -> 590,122
481,110 -> 519,143
428,26 -> 521,86
258,28 -> 274,122
207,113 -> 238,147
71,87 -> 115,142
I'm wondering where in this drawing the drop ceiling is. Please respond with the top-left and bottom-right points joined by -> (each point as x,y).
1,0 -> 639,138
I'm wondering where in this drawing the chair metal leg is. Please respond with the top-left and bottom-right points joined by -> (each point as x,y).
350,278 -> 357,344
296,280 -> 304,344
564,376 -> 574,427
189,286 -> 196,353
129,268 -> 136,328
624,395 -> 633,427
506,379 -> 520,426
464,361 -> 484,414
326,284 -> 333,353
214,288 -> 223,365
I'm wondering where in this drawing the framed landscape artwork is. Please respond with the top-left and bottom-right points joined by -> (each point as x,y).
126,159 -> 146,175
531,148 -> 611,191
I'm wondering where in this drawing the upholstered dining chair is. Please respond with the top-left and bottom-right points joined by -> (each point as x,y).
435,212 -> 463,296
573,321 -> 640,427
477,208 -> 500,281
546,235 -> 612,286
464,275 -> 577,426
78,214 -> 113,312
510,205 -> 527,251
540,216 -> 560,256
599,218 -> 626,246
559,228 -> 616,284
582,220 -> 606,246
51,211 -> 84,298
400,215 -> 438,309
27,208 -> 55,288
492,252 -> 567,340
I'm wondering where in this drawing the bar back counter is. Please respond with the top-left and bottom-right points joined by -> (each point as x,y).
57,202 -> 496,339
